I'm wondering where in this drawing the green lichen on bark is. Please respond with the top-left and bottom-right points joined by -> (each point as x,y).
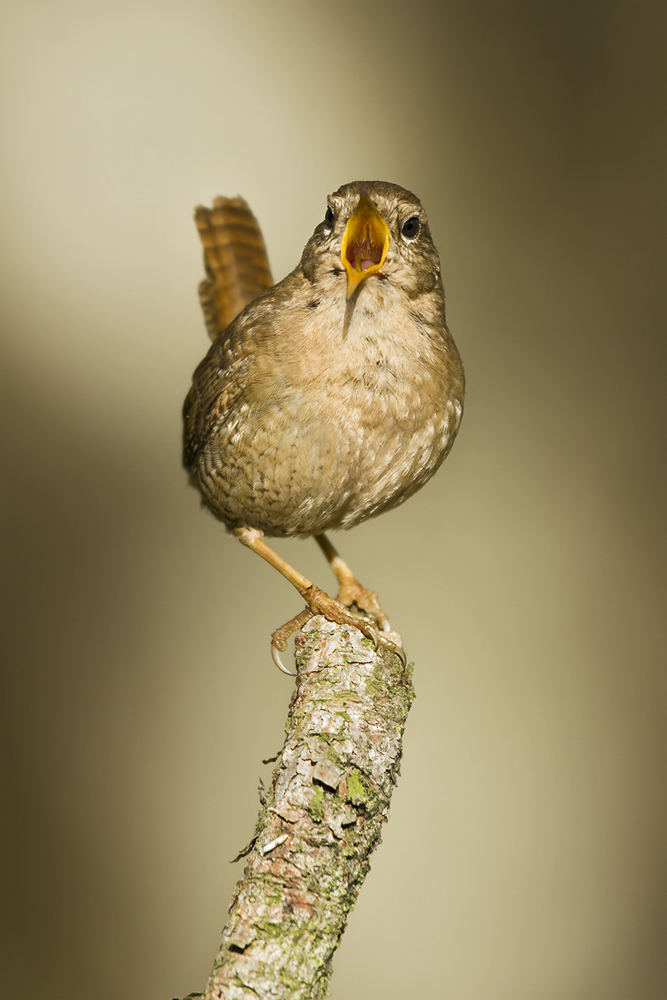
344,769 -> 369,807
195,615 -> 414,1000
307,785 -> 325,822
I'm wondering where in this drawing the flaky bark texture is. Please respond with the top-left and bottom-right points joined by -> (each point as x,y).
173,615 -> 413,1000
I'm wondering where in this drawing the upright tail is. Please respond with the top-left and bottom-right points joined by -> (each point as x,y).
194,196 -> 274,340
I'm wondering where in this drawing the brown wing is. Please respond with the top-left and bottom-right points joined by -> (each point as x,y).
195,196 -> 273,340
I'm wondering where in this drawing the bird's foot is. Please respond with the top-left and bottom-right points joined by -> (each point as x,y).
270,585 -> 406,674
270,609 -> 314,675
335,579 -> 392,633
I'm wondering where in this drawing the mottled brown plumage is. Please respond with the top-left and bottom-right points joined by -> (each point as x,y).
183,181 -> 464,668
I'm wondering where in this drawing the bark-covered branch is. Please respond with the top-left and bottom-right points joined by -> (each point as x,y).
173,614 -> 414,1000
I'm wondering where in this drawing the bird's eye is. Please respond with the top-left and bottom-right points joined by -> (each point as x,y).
324,206 -> 335,229
401,216 -> 420,240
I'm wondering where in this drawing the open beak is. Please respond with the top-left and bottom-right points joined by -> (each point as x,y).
340,192 -> 390,300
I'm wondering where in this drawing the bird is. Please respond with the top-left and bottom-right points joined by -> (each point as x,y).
183,181 -> 465,673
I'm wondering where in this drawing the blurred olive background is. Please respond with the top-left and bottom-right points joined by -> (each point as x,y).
1,1 -> 665,997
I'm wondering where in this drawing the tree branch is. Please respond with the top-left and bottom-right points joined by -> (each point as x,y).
173,614 -> 414,1000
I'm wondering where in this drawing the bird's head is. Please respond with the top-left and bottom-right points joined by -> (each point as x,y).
301,180 -> 442,303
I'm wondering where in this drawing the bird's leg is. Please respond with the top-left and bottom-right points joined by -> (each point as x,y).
315,533 -> 392,632
233,527 -> 314,601
232,527 -> 405,671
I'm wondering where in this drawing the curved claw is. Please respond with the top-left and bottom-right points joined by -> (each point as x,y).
271,643 -> 296,676
376,632 -> 407,667
363,622 -> 407,667
363,623 -> 380,649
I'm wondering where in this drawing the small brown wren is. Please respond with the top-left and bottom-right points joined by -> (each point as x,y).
183,181 -> 464,671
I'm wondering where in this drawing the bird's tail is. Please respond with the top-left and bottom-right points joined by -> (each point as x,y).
194,196 -> 273,340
